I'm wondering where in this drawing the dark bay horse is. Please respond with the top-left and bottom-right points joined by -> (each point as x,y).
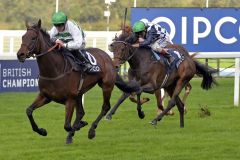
106,27 -> 191,120
16,20 -> 139,144
108,40 -> 217,127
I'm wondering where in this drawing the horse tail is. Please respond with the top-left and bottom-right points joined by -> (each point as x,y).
194,60 -> 218,90
115,74 -> 140,93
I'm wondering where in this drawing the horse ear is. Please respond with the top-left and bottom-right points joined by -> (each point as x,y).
37,19 -> 42,28
25,20 -> 30,28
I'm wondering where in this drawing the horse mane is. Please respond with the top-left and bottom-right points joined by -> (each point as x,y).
40,28 -> 50,39
36,26 -> 52,46
114,24 -> 133,41
122,25 -> 132,34
31,22 -> 51,42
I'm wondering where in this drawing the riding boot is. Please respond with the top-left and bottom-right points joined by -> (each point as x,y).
161,49 -> 175,65
79,50 -> 92,72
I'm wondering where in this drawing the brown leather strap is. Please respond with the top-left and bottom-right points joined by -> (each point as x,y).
47,43 -> 60,52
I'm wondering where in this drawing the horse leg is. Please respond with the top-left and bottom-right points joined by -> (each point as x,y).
135,83 -> 157,119
160,90 -> 174,115
129,94 -> 150,105
105,92 -> 130,120
26,94 -> 51,136
182,83 -> 192,113
176,96 -> 185,128
155,89 -> 164,115
72,95 -> 88,130
88,85 -> 112,139
66,95 -> 88,144
64,99 -> 75,132
150,79 -> 187,127
137,93 -> 145,119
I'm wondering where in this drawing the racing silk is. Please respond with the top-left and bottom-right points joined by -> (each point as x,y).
139,23 -> 168,48
125,33 -> 138,44
49,20 -> 86,50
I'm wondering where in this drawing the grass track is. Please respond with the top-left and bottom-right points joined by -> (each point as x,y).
0,78 -> 240,160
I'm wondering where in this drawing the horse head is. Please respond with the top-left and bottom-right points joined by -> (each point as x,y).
17,19 -> 42,62
109,41 -> 134,69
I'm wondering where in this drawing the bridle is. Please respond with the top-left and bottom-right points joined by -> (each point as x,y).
112,41 -> 136,65
21,27 -> 71,81
20,28 -> 39,58
21,27 -> 59,58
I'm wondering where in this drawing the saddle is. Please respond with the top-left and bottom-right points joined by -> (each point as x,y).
61,49 -> 100,74
151,49 -> 185,70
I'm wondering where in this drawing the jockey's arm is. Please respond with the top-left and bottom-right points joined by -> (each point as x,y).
139,26 -> 158,48
139,34 -> 152,47
125,33 -> 138,44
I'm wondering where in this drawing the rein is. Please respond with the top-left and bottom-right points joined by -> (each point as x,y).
26,27 -> 73,81
35,43 -> 60,58
113,41 -> 136,63
38,43 -> 73,81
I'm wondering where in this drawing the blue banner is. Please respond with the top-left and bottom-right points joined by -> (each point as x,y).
0,60 -> 39,92
131,8 -> 240,52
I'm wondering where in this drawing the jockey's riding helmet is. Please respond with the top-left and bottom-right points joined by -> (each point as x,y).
132,21 -> 145,33
140,18 -> 149,27
52,11 -> 67,25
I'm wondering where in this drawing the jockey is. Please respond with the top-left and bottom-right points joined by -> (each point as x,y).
49,11 -> 92,72
131,18 -> 175,65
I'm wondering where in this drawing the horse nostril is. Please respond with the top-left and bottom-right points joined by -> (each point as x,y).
17,52 -> 26,62
17,52 -> 24,58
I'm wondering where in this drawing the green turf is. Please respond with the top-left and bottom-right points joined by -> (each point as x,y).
0,78 -> 240,160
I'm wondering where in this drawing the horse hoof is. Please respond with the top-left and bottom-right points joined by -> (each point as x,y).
143,97 -> 150,102
73,120 -> 88,131
64,125 -> 72,132
65,137 -> 73,144
149,120 -> 157,126
105,115 -> 112,120
138,111 -> 145,119
88,129 -> 96,139
38,128 -> 47,136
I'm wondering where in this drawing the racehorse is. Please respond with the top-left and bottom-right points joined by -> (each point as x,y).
16,19 -> 139,144
108,40 -> 217,127
106,26 -> 192,120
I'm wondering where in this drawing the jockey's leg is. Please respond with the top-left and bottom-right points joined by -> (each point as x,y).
151,41 -> 175,65
158,47 -> 175,65
79,49 -> 92,71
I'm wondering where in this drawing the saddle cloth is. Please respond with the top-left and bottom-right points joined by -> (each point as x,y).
62,49 -> 100,73
85,51 -> 101,73
152,49 -> 185,69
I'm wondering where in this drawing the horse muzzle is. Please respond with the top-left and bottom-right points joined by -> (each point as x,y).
17,52 -> 27,63
113,59 -> 121,69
